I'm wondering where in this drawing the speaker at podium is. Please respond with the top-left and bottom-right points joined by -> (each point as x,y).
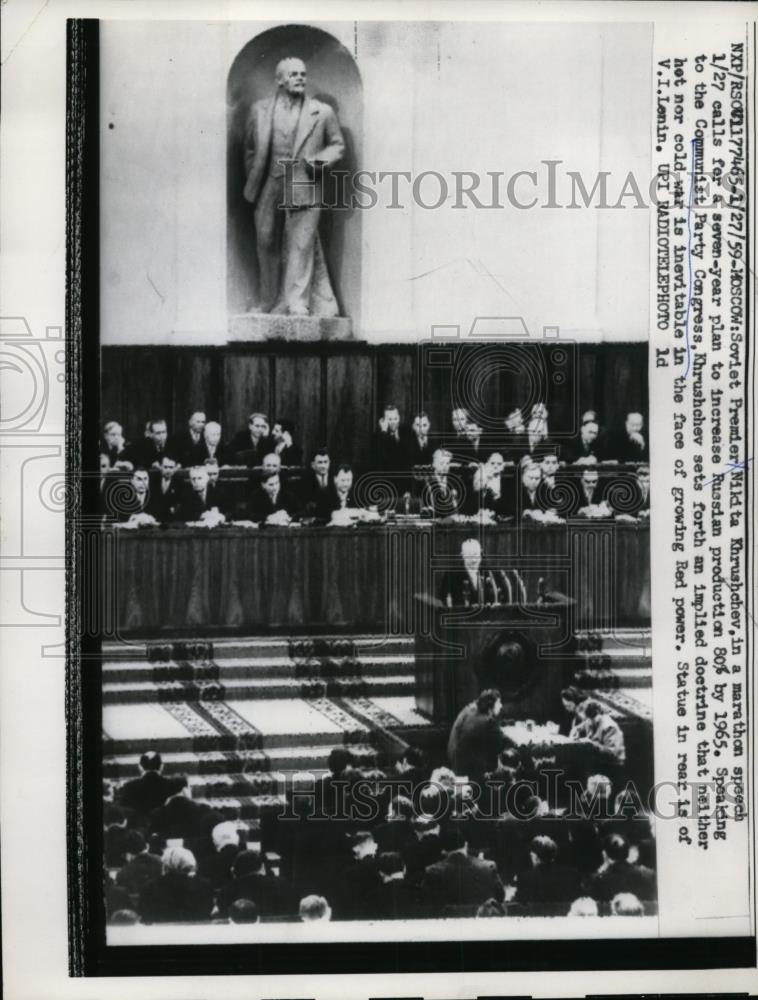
413,587 -> 576,727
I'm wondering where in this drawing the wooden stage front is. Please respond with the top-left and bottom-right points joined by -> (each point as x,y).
105,521 -> 650,637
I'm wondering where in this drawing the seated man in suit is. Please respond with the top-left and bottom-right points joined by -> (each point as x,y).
117,751 -> 185,822
300,448 -> 333,518
459,419 -> 487,466
603,411 -> 648,463
126,418 -> 170,470
173,465 -> 227,524
169,411 -> 206,468
513,834 -> 582,914
444,406 -> 471,453
583,833 -> 655,903
364,851 -> 423,920
570,463 -> 611,517
519,459 -> 544,514
247,471 -> 299,525
216,849 -> 299,919
230,412 -> 272,467
525,402 -> 552,459
198,421 -> 232,466
148,454 -> 181,522
321,464 -> 357,522
271,418 -> 302,467
374,404 -> 412,473
101,420 -> 133,471
447,688 -> 507,783
420,448 -> 461,517
421,825 -> 504,910
112,468 -> 161,525
406,411 -> 434,469
465,451 -> 512,518
635,464 -> 650,513
566,415 -> 602,464
260,452 -> 283,477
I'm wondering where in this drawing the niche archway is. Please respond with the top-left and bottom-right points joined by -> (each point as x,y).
227,25 -> 363,325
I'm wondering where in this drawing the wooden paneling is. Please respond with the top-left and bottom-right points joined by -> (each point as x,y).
221,352 -> 271,440
325,353 -> 374,468
272,354 -> 323,464
100,341 -> 648,466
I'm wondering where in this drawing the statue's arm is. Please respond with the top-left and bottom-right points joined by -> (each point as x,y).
243,104 -> 258,176
315,107 -> 345,167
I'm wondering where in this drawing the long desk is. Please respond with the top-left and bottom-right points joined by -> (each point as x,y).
106,521 -> 650,636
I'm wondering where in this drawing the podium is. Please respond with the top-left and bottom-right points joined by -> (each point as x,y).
413,595 -> 575,727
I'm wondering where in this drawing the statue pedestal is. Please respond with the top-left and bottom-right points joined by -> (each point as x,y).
228,313 -> 353,343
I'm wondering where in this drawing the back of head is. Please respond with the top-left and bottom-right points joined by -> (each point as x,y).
109,909 -> 140,925
377,851 -> 404,877
604,833 -> 630,863
476,688 -> 501,715
212,821 -> 239,851
402,746 -> 426,771
531,835 -> 558,865
327,747 -> 354,776
439,825 -> 467,854
232,849 -> 263,878
161,846 -> 197,874
299,894 -> 331,922
229,899 -> 260,924
140,751 -> 162,772
568,896 -> 599,917
122,829 -> 147,856
387,794 -> 414,821
582,698 -> 602,720
611,892 -> 644,916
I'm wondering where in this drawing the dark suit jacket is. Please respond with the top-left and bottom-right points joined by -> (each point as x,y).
374,426 -> 414,472
565,435 -> 602,464
420,476 -> 462,516
439,567 -> 499,607
229,431 -> 273,467
147,473 -> 180,522
584,860 -> 656,902
422,851 -> 504,907
316,485 -> 357,521
405,435 -> 435,468
111,486 -> 165,523
138,871 -> 215,923
275,442 -> 303,467
196,441 -> 234,467
168,429 -> 205,468
125,439 -> 168,470
602,430 -> 649,463
333,858 -> 383,919
173,484 -> 227,522
299,470 -> 334,518
243,95 -> 344,209
149,796 -> 223,843
247,485 -> 299,523
402,833 -> 443,885
115,852 -> 164,894
364,877 -> 423,920
515,862 -> 583,912
217,872 -> 300,918
118,770 -> 185,817
447,702 -> 506,779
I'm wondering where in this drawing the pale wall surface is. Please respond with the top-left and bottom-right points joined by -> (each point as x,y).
100,20 -> 652,344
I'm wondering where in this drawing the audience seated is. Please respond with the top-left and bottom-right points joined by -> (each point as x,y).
169,411 -> 207,468
117,751 -> 185,820
584,833 -> 655,903
512,835 -> 582,914
421,825 -> 504,909
138,847 -> 215,923
216,849 -> 299,919
364,851 -> 423,919
299,894 -> 332,922
228,899 -> 260,924
173,466 -> 227,523
115,830 -> 164,894
247,471 -> 299,524
100,395 -> 650,529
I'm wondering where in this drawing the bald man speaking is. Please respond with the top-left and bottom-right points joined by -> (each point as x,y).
243,57 -> 345,318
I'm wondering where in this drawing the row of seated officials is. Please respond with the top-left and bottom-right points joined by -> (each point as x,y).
100,407 -> 651,526
100,404 -> 650,475
104,744 -> 656,925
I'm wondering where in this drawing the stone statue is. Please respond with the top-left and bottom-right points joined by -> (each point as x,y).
242,57 -> 345,318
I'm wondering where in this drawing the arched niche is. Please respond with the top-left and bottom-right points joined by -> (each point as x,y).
227,25 -> 362,325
